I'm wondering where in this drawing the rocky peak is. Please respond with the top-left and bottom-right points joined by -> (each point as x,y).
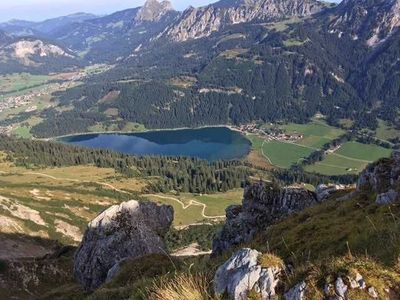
162,0 -> 325,41
135,0 -> 175,23
329,0 -> 400,46
74,200 -> 173,291
212,182 -> 320,255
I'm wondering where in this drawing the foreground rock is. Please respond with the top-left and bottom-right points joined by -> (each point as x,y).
212,182 -> 320,255
357,151 -> 400,204
214,248 -> 282,299
74,200 -> 173,290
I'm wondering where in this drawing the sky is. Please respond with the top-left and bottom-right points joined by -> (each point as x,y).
0,0 -> 341,23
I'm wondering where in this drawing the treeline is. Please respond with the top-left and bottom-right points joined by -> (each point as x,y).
272,168 -> 358,186
0,136 -> 252,194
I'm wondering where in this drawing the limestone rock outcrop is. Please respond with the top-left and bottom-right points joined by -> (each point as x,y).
74,200 -> 173,290
212,182 -> 320,255
214,248 -> 281,299
161,0 -> 324,42
357,151 -> 400,204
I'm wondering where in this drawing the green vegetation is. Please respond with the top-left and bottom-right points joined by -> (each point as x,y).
335,142 -> 392,161
375,119 -> 400,141
305,142 -> 392,176
281,121 -> 344,148
260,140 -> 314,168
251,192 -> 400,266
0,73 -> 51,94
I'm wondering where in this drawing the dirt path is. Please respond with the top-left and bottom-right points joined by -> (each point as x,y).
23,172 -> 132,195
146,194 -> 226,219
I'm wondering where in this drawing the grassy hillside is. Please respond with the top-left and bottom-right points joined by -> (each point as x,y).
27,187 -> 400,300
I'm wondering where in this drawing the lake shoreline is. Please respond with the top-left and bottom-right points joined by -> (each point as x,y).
56,126 -> 251,161
44,124 -> 243,141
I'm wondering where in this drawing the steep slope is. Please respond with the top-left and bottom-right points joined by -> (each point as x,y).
0,13 -> 97,37
160,0 -> 326,41
329,0 -> 400,46
0,34 -> 79,74
48,0 -> 179,62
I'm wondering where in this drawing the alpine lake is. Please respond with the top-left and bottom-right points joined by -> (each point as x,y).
59,127 -> 251,161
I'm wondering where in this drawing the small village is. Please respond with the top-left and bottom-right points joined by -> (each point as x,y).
234,123 -> 304,142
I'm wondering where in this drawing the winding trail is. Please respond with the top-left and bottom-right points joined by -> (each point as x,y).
1,170 -> 225,222
146,194 -> 226,220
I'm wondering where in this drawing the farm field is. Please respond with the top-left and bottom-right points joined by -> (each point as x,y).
305,142 -> 392,175
248,121 -> 391,175
0,73 -> 51,94
249,121 -> 344,169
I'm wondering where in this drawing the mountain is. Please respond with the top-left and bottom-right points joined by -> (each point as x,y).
160,0 -> 326,41
329,0 -> 400,46
0,13 -> 97,37
0,33 -> 78,73
47,0 -> 179,62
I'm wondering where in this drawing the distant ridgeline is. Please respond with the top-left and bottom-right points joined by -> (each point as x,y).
0,136 -> 358,193
5,0 -> 394,138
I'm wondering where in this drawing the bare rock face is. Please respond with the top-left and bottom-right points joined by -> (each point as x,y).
212,182 -> 319,255
135,0 -> 175,23
74,200 -> 173,291
162,0 -> 325,41
284,281 -> 307,300
214,248 -> 282,299
357,151 -> 400,204
329,0 -> 400,46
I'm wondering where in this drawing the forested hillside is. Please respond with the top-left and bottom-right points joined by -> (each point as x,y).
20,0 -> 399,138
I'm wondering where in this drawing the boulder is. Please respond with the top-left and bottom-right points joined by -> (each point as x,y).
335,276 -> 348,299
376,189 -> 398,205
357,152 -> 400,204
214,248 -> 281,300
316,184 -> 346,201
74,200 -> 173,290
212,182 -> 319,255
284,281 -> 307,300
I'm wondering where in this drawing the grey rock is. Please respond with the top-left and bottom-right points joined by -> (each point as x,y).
214,248 -> 281,300
335,277 -> 348,300
161,0 -> 324,42
368,286 -> 378,298
74,200 -> 173,291
212,182 -> 319,255
376,189 -> 398,205
357,152 -> 400,204
284,281 -> 307,300
316,184 -> 346,201
105,258 -> 129,284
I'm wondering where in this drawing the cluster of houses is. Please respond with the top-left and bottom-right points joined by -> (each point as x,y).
235,123 -> 304,142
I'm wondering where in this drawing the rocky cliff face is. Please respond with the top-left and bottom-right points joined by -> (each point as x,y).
212,182 -> 319,255
135,0 -> 175,23
162,0 -> 325,41
357,151 -> 400,204
74,200 -> 173,291
329,0 -> 400,46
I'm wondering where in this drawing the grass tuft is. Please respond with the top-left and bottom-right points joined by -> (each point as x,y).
258,253 -> 284,269
148,273 -> 212,300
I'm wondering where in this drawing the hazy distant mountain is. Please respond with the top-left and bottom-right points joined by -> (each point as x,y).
47,0 -> 179,62
0,30 -> 78,73
0,13 -> 97,37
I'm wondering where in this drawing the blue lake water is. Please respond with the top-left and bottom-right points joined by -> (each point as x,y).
59,127 -> 251,161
